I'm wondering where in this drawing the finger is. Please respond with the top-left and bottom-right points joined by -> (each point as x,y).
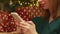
11,12 -> 25,22
21,27 -> 28,33
19,24 -> 30,29
16,22 -> 29,29
11,12 -> 30,27
20,22 -> 31,26
27,21 -> 35,25
20,27 -> 30,34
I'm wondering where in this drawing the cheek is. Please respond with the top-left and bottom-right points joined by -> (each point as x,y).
43,0 -> 49,9
44,0 -> 49,4
45,0 -> 49,7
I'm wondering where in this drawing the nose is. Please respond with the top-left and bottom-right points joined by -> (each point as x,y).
38,0 -> 45,4
38,0 -> 43,2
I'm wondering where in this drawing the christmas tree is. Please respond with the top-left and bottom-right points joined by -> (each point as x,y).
0,0 -> 39,11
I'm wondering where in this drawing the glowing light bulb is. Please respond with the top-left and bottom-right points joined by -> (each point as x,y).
20,3 -> 22,5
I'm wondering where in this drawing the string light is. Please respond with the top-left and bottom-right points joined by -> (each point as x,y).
34,4 -> 35,6
25,2 -> 27,4
36,1 -> 39,7
28,3 -> 30,5
20,3 -> 22,5
18,0 -> 20,4
18,0 -> 21,5
30,4 -> 33,7
9,0 -> 13,5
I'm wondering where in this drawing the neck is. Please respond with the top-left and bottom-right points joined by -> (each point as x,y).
50,11 -> 57,18
49,12 -> 55,23
49,12 -> 54,23
57,8 -> 60,17
49,16 -> 53,23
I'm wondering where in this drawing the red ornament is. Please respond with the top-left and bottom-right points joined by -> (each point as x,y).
0,11 -> 17,32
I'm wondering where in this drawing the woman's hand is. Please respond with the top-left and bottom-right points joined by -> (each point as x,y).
16,21 -> 38,34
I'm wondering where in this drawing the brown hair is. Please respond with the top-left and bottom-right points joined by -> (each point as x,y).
40,0 -> 60,20
49,0 -> 60,18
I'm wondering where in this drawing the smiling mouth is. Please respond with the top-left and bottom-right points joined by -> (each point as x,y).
40,2 -> 47,7
40,4 -> 45,7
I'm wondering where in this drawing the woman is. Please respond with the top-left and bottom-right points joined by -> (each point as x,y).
16,0 -> 60,34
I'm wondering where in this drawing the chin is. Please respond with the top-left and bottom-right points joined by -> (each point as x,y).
42,7 -> 48,10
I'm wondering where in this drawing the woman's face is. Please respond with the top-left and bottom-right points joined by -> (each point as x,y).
39,0 -> 49,9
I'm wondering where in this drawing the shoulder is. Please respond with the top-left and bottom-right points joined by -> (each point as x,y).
51,17 -> 60,25
31,16 -> 42,19
31,16 -> 43,22
30,16 -> 45,26
55,17 -> 60,23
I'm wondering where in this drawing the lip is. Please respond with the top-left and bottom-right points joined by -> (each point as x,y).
40,2 -> 46,7
40,4 -> 45,7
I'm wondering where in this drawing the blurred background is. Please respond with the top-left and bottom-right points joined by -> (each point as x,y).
0,0 -> 41,33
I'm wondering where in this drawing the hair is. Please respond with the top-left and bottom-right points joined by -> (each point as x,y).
40,0 -> 60,20
48,0 -> 60,18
